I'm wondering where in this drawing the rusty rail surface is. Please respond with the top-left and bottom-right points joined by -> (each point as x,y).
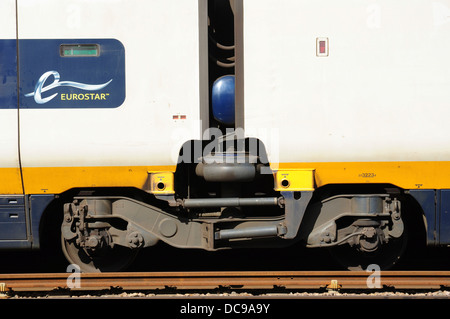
1,271 -> 450,292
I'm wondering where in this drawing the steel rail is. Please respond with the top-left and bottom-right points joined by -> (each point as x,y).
1,271 -> 450,292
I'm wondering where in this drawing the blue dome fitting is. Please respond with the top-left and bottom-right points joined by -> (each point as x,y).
212,75 -> 235,126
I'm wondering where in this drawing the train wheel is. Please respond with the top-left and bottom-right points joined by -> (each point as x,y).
329,228 -> 408,271
61,236 -> 139,273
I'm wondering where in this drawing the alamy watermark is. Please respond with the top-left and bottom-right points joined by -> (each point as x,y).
366,263 -> 381,289
66,264 -> 81,289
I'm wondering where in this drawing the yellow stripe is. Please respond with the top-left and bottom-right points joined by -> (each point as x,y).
0,168 -> 23,194
21,166 -> 176,194
275,161 -> 450,190
2,161 -> 449,195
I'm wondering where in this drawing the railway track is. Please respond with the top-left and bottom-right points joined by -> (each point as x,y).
1,271 -> 450,294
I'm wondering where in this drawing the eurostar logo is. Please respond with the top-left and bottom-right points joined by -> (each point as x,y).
25,70 -> 112,104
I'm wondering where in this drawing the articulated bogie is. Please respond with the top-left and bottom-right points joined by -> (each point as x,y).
54,182 -> 420,272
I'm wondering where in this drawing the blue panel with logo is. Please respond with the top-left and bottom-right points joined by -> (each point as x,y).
19,39 -> 125,108
0,39 -> 18,109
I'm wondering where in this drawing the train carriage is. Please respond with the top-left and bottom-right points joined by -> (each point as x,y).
0,0 -> 449,272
